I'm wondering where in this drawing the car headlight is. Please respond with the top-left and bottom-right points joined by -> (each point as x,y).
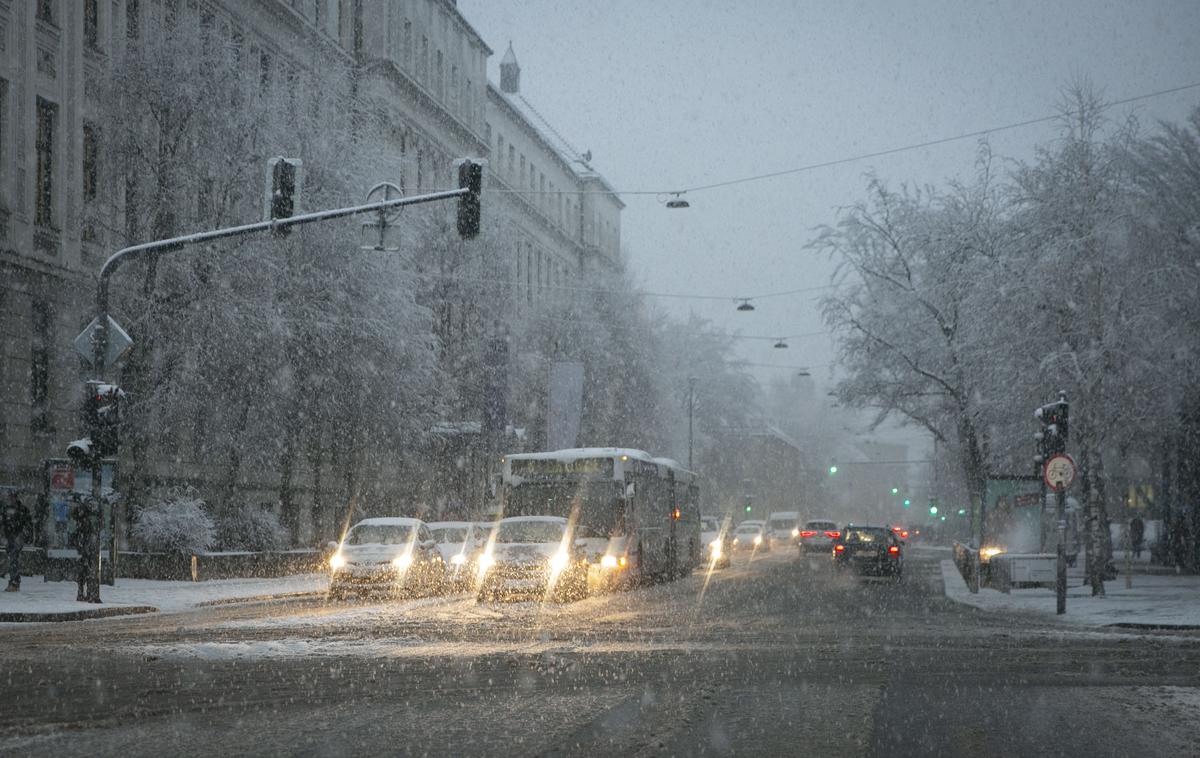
732,537 -> 740,545
329,553 -> 345,570
392,554 -> 413,568
450,553 -> 467,565
791,528 -> 800,538
600,554 -> 619,569
753,535 -> 762,546
549,551 -> 570,571
478,553 -> 495,571
709,542 -> 722,560
980,547 -> 1005,561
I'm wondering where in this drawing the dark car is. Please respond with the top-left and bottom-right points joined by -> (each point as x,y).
832,525 -> 903,579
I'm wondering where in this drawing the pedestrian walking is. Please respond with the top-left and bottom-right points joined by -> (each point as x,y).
1129,515 -> 1145,560
2,493 -> 32,591
69,495 -> 102,603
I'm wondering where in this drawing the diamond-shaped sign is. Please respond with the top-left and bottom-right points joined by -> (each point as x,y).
74,316 -> 134,368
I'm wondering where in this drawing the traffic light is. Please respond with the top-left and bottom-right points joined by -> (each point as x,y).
929,505 -> 939,516
456,158 -> 484,239
957,508 -> 967,516
265,157 -> 303,226
903,499 -> 911,508
1034,394 -> 1069,458
828,465 -> 838,476
891,487 -> 899,495
74,381 -> 123,462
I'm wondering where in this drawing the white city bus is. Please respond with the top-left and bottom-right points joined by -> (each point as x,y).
498,447 -> 702,588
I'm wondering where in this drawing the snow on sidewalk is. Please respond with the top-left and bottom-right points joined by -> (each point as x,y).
0,573 -> 328,621
941,559 -> 1200,628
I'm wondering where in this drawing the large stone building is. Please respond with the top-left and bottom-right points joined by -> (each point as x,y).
0,0 -> 624,542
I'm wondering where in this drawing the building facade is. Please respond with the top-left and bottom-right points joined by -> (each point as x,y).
0,0 -> 624,543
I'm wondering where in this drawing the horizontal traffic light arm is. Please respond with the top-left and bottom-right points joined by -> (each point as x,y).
88,186 -> 469,373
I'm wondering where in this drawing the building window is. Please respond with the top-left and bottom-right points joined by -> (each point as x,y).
30,301 -> 52,433
403,20 -> 412,70
82,121 -> 99,203
259,52 -> 271,94
352,0 -> 363,55
508,145 -> 515,177
126,0 -> 139,39
35,99 -> 56,228
84,0 -> 100,49
435,50 -> 443,99
526,249 -> 532,306
37,0 -> 54,25
0,79 -> 7,179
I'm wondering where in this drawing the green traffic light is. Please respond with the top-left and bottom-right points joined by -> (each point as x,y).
828,465 -> 838,475
929,505 -> 939,515
745,505 -> 752,513
891,487 -> 899,495
903,499 -> 911,508
957,508 -> 966,516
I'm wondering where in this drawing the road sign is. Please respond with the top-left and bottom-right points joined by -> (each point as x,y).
73,316 -> 133,368
1043,454 -> 1076,492
361,181 -> 404,251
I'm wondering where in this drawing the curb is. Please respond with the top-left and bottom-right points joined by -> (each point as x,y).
1103,622 -> 1200,631
0,605 -> 158,623
194,590 -> 325,607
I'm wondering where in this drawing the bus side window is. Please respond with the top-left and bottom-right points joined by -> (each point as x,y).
613,499 -> 626,536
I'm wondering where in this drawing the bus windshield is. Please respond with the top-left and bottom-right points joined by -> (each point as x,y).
505,480 -> 626,535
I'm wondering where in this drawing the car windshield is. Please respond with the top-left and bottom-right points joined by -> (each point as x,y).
429,527 -> 467,543
495,521 -> 565,544
346,525 -> 415,546
700,519 -> 719,531
844,529 -> 888,544
735,525 -> 760,534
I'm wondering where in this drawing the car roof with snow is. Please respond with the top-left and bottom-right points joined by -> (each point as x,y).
498,515 -> 567,524
426,521 -> 472,530
504,447 -> 654,463
735,522 -> 764,531
352,517 -> 424,528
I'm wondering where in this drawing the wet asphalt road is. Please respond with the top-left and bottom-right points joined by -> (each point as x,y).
2,547 -> 1199,757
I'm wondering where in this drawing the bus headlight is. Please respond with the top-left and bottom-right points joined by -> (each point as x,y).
450,553 -> 467,565
753,535 -> 762,546
549,551 -> 570,571
392,554 -> 413,568
600,554 -> 619,569
330,553 -> 345,570
478,553 -> 495,572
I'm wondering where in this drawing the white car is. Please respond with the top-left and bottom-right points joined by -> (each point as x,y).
731,522 -> 769,552
328,517 -> 447,598
700,515 -> 732,568
426,520 -> 486,589
766,511 -> 801,548
476,516 -> 589,602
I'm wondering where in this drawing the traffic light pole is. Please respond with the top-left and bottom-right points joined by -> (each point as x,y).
1055,488 -> 1067,615
83,184 -> 470,601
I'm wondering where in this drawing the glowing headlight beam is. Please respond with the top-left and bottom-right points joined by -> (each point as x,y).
450,553 -> 467,565
329,553 -> 345,570
392,553 -> 413,568
600,554 -> 619,569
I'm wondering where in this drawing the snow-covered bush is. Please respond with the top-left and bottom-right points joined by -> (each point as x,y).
131,488 -> 215,554
216,503 -> 288,552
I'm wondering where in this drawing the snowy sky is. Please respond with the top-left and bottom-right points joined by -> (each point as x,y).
459,0 -> 1200,396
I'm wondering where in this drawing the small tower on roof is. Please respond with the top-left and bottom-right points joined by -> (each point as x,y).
500,42 -> 520,94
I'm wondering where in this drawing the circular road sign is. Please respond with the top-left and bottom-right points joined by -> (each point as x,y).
1043,454 -> 1077,492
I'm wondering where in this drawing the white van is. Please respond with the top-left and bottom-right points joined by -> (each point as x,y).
766,511 -> 801,547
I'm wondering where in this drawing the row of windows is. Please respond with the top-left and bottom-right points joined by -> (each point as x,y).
382,9 -> 483,130
492,130 -> 579,239
514,241 -> 571,309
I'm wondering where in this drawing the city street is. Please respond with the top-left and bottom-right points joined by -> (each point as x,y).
2,550 -> 1198,756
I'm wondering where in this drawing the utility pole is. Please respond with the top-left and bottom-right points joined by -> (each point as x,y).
687,376 -> 697,470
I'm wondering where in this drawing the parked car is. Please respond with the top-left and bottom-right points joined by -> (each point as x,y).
700,514 -> 732,568
476,516 -> 589,602
427,520 -> 486,590
797,519 -> 841,559
328,517 -> 447,598
731,522 -> 768,552
832,525 -> 904,580
765,511 -> 801,548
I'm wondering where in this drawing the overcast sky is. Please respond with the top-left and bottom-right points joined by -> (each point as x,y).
459,0 -> 1200,410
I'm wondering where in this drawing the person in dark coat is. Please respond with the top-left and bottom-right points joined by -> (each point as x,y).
69,495 -> 102,603
2,493 -> 32,591
1129,515 -> 1146,560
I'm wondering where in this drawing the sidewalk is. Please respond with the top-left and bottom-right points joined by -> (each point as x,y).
0,574 -> 328,623
941,559 -> 1200,629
